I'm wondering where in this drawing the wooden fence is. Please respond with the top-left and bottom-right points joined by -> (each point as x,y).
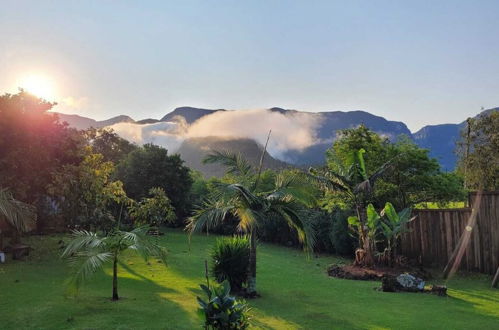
400,191 -> 499,274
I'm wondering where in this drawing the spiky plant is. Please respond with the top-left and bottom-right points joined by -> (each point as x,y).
61,225 -> 167,300
211,236 -> 250,292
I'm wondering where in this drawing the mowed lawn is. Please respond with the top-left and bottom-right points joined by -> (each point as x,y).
0,230 -> 498,330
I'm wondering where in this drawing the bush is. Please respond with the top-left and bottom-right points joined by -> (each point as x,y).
329,209 -> 356,256
197,281 -> 251,330
211,236 -> 250,292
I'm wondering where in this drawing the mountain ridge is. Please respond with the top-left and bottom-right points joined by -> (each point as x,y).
53,106 -> 498,171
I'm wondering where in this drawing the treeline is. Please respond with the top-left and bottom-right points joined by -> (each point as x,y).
1,91 -> 497,256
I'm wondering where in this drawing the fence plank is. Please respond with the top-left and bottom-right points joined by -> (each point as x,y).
401,192 -> 499,275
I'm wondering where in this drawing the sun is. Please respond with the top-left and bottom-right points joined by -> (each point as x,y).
18,74 -> 56,101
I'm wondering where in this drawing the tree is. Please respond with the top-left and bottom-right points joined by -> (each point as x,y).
457,111 -> 499,190
188,151 -> 315,297
129,187 -> 176,227
332,127 -> 465,209
0,91 -> 85,221
310,148 -> 392,266
49,149 -> 130,231
84,128 -> 137,164
116,144 -> 193,218
62,226 -> 167,300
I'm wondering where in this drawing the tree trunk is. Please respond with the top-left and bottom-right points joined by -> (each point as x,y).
246,230 -> 257,297
112,255 -> 119,300
356,205 -> 375,267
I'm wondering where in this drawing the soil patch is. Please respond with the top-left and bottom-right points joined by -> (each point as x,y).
327,264 -> 431,281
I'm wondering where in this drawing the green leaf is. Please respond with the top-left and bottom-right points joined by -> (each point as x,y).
347,216 -> 360,226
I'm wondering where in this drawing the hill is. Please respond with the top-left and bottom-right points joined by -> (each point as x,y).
176,136 -> 289,177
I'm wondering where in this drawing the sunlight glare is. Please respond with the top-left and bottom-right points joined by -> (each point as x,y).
18,74 -> 56,101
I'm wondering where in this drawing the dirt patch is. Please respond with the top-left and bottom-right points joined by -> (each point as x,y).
327,264 -> 431,281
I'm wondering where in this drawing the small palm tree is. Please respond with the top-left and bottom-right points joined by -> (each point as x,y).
187,151 -> 315,297
62,226 -> 167,300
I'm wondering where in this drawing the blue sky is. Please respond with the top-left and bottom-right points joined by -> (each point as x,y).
1,0 -> 498,131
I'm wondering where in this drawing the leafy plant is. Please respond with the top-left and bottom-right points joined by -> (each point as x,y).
212,236 -> 250,292
347,203 -> 381,265
197,281 -> 251,330
61,225 -> 167,300
129,187 -> 176,227
379,202 -> 415,264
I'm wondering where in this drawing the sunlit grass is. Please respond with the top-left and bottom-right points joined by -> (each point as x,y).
0,230 -> 497,329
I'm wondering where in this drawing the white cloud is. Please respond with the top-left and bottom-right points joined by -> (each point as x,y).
108,109 -> 322,161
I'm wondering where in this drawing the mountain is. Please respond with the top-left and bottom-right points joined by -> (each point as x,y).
160,106 -> 225,124
54,113 -> 134,130
176,136 -> 289,177
413,108 -> 498,171
277,108 -> 412,165
54,106 -> 498,173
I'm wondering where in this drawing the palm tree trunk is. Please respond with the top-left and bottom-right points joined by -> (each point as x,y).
112,254 -> 119,300
246,230 -> 257,297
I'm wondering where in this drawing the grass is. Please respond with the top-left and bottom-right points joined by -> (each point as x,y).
0,230 -> 498,329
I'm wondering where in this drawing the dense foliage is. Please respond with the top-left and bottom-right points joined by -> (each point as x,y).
116,144 -> 193,219
129,187 -> 176,227
211,236 -> 250,292
457,111 -> 499,190
0,91 -> 84,215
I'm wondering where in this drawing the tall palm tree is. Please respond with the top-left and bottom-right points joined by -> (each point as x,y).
309,149 -> 394,266
187,151 -> 316,297
62,226 -> 167,300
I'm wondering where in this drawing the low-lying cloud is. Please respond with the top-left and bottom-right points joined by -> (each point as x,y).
109,109 -> 322,161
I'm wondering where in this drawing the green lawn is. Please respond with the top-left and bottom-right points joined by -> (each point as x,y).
0,230 -> 498,329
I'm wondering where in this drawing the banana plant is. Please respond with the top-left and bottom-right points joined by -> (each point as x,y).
379,202 -> 416,265
347,203 -> 380,265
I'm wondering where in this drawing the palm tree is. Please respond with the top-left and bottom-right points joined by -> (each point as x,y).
0,188 -> 37,232
309,149 -> 394,266
187,151 -> 316,297
0,188 -> 36,249
62,225 -> 167,300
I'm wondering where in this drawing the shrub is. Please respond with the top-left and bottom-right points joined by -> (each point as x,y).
211,236 -> 250,292
330,209 -> 356,256
197,281 -> 250,330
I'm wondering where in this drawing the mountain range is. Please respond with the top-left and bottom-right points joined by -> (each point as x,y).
54,106 -> 498,175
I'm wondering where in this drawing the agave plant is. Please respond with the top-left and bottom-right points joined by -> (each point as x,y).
62,225 -> 167,300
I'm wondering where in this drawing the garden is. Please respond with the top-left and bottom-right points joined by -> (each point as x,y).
0,92 -> 498,329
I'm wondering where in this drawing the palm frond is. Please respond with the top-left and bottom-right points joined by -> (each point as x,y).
203,150 -> 253,177
66,250 -> 113,293
61,230 -> 106,258
233,206 -> 262,233
267,198 -> 316,252
271,172 -> 317,207
187,198 -> 234,233
0,188 -> 36,232
123,226 -> 168,264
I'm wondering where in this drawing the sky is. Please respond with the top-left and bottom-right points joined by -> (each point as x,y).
1,1 -> 498,132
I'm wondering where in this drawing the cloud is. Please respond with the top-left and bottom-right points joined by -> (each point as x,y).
108,109 -> 322,161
